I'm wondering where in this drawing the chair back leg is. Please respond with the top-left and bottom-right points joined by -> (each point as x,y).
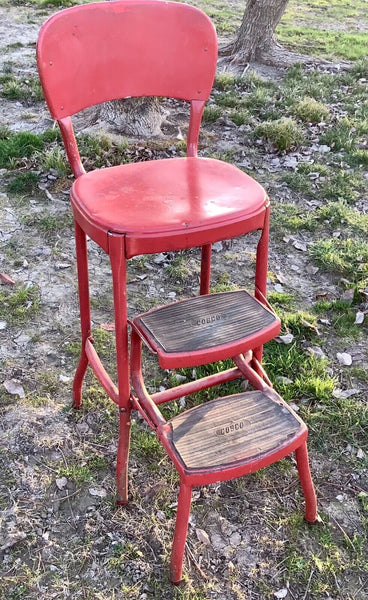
170,482 -> 193,584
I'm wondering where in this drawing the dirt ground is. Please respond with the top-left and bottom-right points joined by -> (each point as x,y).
1,3 -> 368,600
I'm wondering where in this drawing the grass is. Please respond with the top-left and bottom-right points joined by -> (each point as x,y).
0,285 -> 40,325
292,97 -> 330,123
1,75 -> 43,101
255,118 -> 305,151
310,238 -> 368,288
6,171 -> 40,194
0,128 -> 60,169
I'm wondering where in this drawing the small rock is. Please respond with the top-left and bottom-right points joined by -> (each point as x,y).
276,333 -> 294,344
308,346 -> 326,359
196,528 -> 211,546
89,487 -> 107,498
357,448 -> 365,460
355,311 -> 364,325
229,532 -> 241,546
0,321 -> 7,330
153,253 -> 166,264
274,589 -> 288,599
341,289 -> 354,304
212,241 -> 223,253
274,283 -> 284,293
306,265 -> 319,275
336,352 -> 352,366
59,374 -> 71,383
55,477 -> 68,490
3,379 -> 25,398
336,494 -> 344,502
332,388 -> 359,400
293,240 -> 307,252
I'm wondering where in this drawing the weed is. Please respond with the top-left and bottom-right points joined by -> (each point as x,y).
293,97 -> 330,123
6,171 -> 39,194
0,285 -> 40,325
317,201 -> 368,234
202,105 -> 222,123
166,252 -> 197,282
1,76 -> 43,101
22,212 -> 74,237
214,72 -> 239,91
320,117 -> 355,152
0,129 -> 60,169
255,118 -> 304,151
229,109 -> 250,126
0,130 -> 44,168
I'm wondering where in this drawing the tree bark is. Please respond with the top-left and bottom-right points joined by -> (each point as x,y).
95,96 -> 167,137
223,0 -> 306,67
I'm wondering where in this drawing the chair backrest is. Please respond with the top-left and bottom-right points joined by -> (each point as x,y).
37,0 -> 218,120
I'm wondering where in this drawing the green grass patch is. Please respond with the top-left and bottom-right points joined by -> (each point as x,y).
314,299 -> 364,340
292,97 -> 330,123
277,25 -> 368,61
0,128 -> 60,169
310,238 -> 368,287
0,284 -> 40,325
22,212 -> 74,236
255,117 -> 304,151
202,105 -> 222,123
1,76 -> 43,101
6,171 -> 40,195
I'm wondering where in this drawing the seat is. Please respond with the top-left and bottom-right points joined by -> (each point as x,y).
37,0 -> 317,584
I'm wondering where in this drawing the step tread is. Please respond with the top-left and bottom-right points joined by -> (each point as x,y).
168,390 -> 303,470
134,290 -> 279,355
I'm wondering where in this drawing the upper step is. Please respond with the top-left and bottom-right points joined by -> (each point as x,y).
132,290 -> 280,368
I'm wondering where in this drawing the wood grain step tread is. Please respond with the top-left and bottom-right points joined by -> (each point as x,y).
167,390 -> 304,471
133,291 -> 280,365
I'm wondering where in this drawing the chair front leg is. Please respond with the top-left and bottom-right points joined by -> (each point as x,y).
109,233 -> 131,505
170,482 -> 193,584
295,441 -> 318,523
73,220 -> 92,409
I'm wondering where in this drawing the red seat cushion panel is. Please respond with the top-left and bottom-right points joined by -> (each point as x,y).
71,157 -> 268,255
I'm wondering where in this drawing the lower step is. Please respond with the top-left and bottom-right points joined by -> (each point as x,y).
165,390 -> 305,473
133,290 -> 280,368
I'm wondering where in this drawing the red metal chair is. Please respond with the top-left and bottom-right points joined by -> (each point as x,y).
37,0 -> 317,584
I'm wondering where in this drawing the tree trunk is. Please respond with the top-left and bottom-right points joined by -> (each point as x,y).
231,0 -> 290,64
95,96 -> 167,137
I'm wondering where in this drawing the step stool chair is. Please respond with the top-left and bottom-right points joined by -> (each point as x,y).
37,0 -> 317,584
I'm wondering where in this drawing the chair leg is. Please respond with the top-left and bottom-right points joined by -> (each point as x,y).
116,406 -> 131,505
200,243 -> 211,295
73,221 -> 92,409
109,233 -> 131,505
295,441 -> 317,523
253,205 -> 270,366
170,482 -> 192,584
